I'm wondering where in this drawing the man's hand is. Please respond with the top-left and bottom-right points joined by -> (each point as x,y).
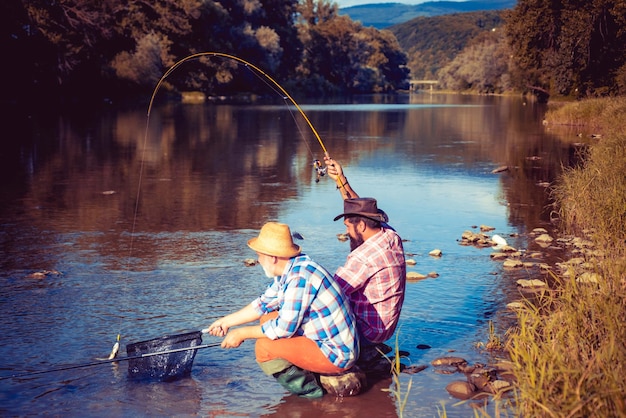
324,156 -> 343,181
203,319 -> 228,337
221,328 -> 246,348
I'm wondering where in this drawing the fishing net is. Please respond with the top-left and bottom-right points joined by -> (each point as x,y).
126,331 -> 203,381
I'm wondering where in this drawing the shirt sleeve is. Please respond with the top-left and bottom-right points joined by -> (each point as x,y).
334,251 -> 370,295
251,277 -> 282,315
261,266 -> 315,340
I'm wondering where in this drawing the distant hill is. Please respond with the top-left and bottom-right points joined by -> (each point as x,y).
389,10 -> 506,80
340,0 -> 515,29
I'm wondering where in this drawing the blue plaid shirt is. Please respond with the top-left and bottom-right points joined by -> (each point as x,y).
251,254 -> 359,369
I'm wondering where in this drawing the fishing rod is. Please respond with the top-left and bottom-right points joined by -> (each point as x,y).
0,342 -> 222,381
147,52 -> 329,156
109,52 -> 351,360
145,52 -> 346,183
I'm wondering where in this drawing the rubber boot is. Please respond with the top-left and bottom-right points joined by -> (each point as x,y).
257,358 -> 324,398
258,358 -> 293,376
273,365 -> 324,399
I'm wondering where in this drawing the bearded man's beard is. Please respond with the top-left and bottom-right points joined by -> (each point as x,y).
349,230 -> 365,251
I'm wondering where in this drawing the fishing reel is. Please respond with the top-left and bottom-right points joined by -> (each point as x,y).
313,159 -> 327,183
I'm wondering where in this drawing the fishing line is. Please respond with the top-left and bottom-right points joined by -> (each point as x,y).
237,62 -> 319,160
146,52 -> 329,155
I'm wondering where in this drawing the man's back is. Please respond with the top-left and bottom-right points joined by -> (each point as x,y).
334,226 -> 406,344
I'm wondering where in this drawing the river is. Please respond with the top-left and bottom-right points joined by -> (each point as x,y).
0,93 -> 584,417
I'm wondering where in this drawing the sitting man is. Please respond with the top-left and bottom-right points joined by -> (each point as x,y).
325,157 -> 407,371
205,221 -> 359,398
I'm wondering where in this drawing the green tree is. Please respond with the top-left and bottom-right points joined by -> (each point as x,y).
390,11 -> 505,81
19,0 -> 116,96
296,0 -> 409,94
506,0 -> 626,99
1,0 -> 410,101
107,0 -> 202,90
438,28 -> 511,93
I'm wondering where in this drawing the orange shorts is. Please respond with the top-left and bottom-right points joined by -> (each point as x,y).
254,311 -> 345,374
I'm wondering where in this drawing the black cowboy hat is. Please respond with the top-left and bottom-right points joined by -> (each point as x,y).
333,197 -> 388,223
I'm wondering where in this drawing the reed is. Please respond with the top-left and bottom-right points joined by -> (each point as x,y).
504,97 -> 626,417
482,320 -> 504,351
384,332 -> 412,418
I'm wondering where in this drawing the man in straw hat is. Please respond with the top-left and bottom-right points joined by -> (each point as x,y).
205,222 -> 359,398
324,157 -> 406,372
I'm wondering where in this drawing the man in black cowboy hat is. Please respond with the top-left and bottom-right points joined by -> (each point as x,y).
324,157 -> 406,370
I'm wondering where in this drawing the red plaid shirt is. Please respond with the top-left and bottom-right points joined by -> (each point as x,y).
334,227 -> 406,344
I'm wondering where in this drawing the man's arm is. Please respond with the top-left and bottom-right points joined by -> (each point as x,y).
220,325 -> 265,348
204,303 -> 261,336
324,156 -> 359,200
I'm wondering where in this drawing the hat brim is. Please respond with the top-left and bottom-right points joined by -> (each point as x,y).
333,212 -> 386,222
247,237 -> 301,258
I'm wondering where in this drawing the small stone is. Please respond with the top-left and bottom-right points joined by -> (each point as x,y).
480,225 -> 496,232
337,233 -> 349,242
431,356 -> 468,367
243,258 -> 257,267
506,301 -> 525,309
429,249 -> 442,257
469,373 -> 491,391
503,259 -> 524,268
26,270 -> 62,279
491,166 -> 509,174
406,272 -> 428,281
517,279 -> 547,288
427,271 -> 439,278
535,234 -> 554,243
446,381 -> 476,400
576,272 -> 601,284
28,272 -> 47,279
416,344 -> 431,350
405,258 -> 417,266
402,364 -> 427,374
490,252 -> 508,260
489,379 -> 512,392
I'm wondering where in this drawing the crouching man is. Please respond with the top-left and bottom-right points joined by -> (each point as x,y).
205,222 -> 359,398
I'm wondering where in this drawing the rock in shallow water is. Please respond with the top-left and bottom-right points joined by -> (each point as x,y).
446,381 -> 477,400
320,366 -> 367,397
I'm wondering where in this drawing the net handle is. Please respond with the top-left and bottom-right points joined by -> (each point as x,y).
1,341 -> 221,380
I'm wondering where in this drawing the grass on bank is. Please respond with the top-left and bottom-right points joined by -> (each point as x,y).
505,97 -> 626,417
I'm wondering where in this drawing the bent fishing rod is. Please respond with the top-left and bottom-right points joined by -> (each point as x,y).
147,52 -> 328,157
145,52 -> 352,189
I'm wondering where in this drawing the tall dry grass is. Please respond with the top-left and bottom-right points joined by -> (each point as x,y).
505,97 -> 626,417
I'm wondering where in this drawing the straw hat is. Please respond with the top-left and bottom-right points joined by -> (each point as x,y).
247,222 -> 301,258
334,197 -> 388,222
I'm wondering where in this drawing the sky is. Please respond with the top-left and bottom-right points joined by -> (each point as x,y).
336,0 -> 480,9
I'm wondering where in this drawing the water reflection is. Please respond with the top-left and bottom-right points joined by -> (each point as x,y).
0,94 -> 589,417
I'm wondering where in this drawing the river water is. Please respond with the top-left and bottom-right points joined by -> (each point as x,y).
0,93 -> 583,417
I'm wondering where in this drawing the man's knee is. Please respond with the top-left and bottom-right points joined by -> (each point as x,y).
254,337 -> 275,362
